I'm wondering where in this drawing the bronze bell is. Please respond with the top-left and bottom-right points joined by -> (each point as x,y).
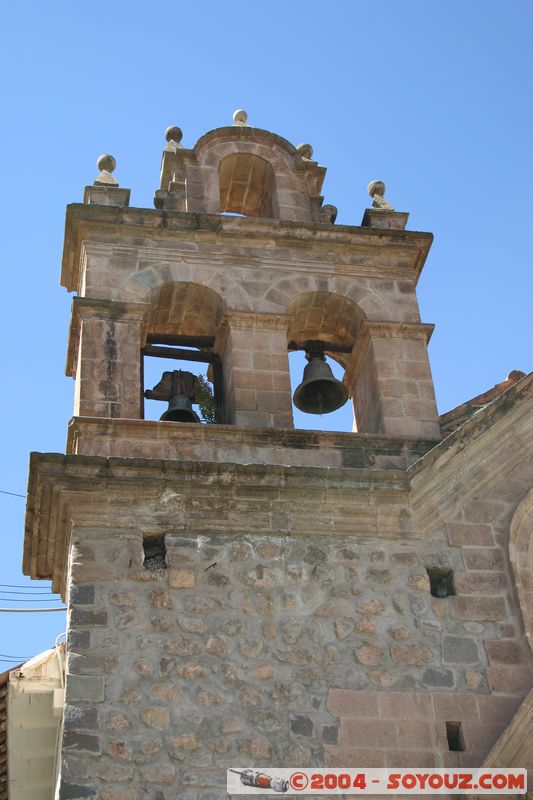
160,394 -> 201,423
293,355 -> 348,414
145,370 -> 201,423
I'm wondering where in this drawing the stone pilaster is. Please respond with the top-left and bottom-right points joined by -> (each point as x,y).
216,312 -> 293,428
347,321 -> 441,439
67,298 -> 149,420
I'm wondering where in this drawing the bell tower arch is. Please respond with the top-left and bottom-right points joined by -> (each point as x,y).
64,110 -> 439,440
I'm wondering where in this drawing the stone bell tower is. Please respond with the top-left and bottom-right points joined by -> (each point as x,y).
23,110 -> 533,799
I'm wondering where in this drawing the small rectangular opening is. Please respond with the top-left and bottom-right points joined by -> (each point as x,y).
427,567 -> 455,598
446,721 -> 465,752
143,534 -> 167,570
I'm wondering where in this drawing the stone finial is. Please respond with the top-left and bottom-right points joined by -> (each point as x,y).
94,154 -> 118,186
320,204 -> 338,224
232,109 -> 250,127
296,143 -> 314,161
507,370 -> 526,382
367,179 -> 394,211
164,126 -> 183,151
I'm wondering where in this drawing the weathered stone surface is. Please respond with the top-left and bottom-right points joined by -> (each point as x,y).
66,675 -> 105,703
106,741 -> 133,760
443,636 -> 479,664
355,645 -> 382,666
140,707 -> 170,730
109,590 -> 138,608
422,667 -> 454,688
168,568 -> 196,589
205,635 -> 232,658
290,715 -> 314,737
165,637 -> 201,656
390,644 -> 432,666
148,589 -> 173,609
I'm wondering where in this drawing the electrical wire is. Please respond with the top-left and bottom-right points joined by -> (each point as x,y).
0,653 -> 29,659
0,489 -> 26,497
0,597 -> 63,602
0,590 -> 58,595
0,607 -> 66,612
0,583 -> 52,589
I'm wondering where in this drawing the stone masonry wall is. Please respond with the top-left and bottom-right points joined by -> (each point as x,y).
60,499 -> 532,800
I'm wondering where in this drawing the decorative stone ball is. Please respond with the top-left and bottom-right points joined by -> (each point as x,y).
97,154 -> 116,173
367,179 -> 386,198
165,126 -> 183,143
233,109 -> 248,124
297,143 -> 313,160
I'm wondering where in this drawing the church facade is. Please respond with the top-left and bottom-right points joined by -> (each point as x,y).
21,112 -> 532,798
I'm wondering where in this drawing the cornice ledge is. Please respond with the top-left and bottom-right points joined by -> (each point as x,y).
361,320 -> 434,341
224,311 -> 291,331
60,203 -> 434,293
23,451 -> 410,594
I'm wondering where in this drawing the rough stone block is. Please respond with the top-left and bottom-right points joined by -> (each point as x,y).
484,639 -> 527,664
69,585 -> 95,605
443,636 -> 479,664
433,693 -> 479,721
327,689 -> 379,718
63,704 -> 99,731
70,608 -> 108,626
390,644 -> 432,666
66,674 -> 105,703
450,595 -> 507,621
325,747 -> 386,767
462,548 -> 505,571
446,523 -> 494,547
59,781 -> 97,800
341,719 -> 397,748
378,692 -> 433,720
140,707 -> 170,730
290,715 -> 314,737
422,668 -> 455,688
486,664 -> 533,694
62,732 -> 101,754
168,568 -> 196,588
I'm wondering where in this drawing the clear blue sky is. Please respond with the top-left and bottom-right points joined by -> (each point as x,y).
1,1 -> 532,662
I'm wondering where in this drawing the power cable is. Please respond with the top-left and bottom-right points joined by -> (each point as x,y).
0,489 -> 26,498
0,585 -> 56,597
0,653 -> 29,659
0,607 -> 66,613
0,583 -> 52,589
0,597 -> 63,602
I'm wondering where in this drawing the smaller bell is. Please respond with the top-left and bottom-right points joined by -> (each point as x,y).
293,355 -> 348,415
160,394 -> 201,423
145,370 -> 201,424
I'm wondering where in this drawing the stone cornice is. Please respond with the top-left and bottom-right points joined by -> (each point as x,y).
224,311 -> 291,332
60,204 -> 433,293
24,374 -> 531,598
23,452 -> 410,597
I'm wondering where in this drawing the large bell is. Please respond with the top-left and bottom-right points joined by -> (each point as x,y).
293,355 -> 349,414
160,394 -> 201,423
